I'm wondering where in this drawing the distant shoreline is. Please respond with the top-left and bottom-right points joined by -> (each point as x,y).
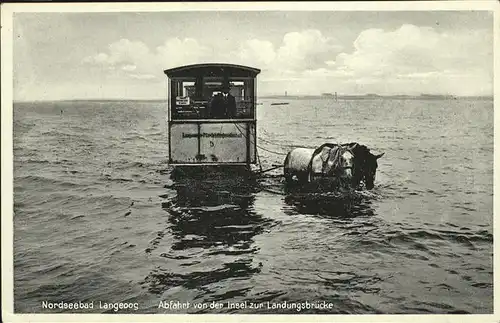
13,99 -> 169,103
13,95 -> 493,104
261,94 -> 493,101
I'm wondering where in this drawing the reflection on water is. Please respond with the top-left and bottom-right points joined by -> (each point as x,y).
283,190 -> 375,219
166,178 -> 266,251
142,175 -> 274,311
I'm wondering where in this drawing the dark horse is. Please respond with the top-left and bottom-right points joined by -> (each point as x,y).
347,143 -> 384,190
283,142 -> 384,190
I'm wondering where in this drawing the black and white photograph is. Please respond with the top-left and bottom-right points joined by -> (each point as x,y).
1,2 -> 497,322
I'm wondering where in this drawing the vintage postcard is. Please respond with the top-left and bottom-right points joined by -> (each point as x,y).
1,1 -> 498,323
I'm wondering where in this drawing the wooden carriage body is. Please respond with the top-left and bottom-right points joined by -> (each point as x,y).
164,64 -> 261,167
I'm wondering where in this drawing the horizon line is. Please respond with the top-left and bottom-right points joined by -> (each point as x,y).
13,93 -> 494,103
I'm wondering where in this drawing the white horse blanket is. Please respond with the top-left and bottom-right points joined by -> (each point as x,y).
284,144 -> 354,185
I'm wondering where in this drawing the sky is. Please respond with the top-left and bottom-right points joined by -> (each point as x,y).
12,9 -> 494,100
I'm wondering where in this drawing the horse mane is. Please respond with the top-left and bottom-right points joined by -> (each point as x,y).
314,143 -> 339,153
343,143 -> 371,157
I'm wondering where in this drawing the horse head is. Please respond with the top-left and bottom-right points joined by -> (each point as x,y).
336,148 -> 355,179
347,143 -> 384,190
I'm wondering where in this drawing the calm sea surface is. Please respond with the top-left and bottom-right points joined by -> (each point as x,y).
13,97 -> 493,314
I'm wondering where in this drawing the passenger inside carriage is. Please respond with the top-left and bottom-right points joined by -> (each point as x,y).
171,78 -> 253,120
210,81 -> 237,119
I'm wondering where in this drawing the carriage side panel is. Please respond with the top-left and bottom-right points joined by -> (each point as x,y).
169,123 -> 199,163
199,122 -> 254,163
169,121 -> 256,164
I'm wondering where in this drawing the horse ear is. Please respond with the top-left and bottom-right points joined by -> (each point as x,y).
347,143 -> 359,153
375,152 -> 385,159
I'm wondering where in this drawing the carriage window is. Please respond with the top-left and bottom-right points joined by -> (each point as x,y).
170,77 -> 255,120
170,79 -> 202,119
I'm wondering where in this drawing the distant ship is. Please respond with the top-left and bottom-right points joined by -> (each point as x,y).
271,91 -> 290,105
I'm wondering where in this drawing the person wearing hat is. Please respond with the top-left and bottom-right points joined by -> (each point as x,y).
210,81 -> 237,119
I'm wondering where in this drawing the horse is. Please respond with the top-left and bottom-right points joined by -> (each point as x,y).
283,143 -> 384,190
283,143 -> 355,191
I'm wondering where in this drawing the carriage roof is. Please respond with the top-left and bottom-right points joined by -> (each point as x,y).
164,63 -> 261,78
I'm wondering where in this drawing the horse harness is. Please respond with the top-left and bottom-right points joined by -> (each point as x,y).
307,144 -> 353,178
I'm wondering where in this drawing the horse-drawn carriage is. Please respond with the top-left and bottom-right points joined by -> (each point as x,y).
164,63 -> 383,191
164,63 -> 260,179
